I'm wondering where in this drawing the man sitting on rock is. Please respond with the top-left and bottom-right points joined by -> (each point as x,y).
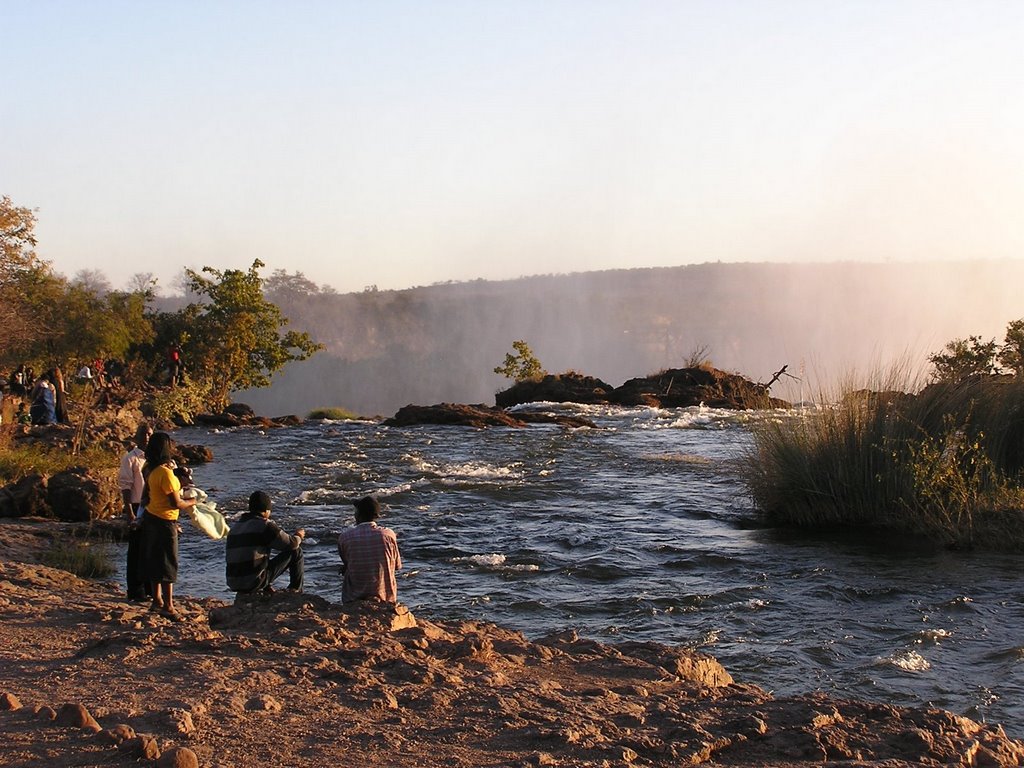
225,491 -> 304,594
337,496 -> 402,603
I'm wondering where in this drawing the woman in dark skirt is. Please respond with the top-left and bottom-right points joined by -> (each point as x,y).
139,432 -> 196,620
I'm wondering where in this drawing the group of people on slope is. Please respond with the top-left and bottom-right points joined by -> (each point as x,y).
119,425 -> 402,619
4,365 -> 69,426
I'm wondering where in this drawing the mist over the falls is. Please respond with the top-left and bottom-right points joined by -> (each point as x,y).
236,260 -> 1024,416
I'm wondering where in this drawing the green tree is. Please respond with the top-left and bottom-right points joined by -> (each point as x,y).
0,195 -> 41,285
998,319 -> 1024,376
183,259 -> 322,410
0,197 -> 49,360
929,335 -> 999,382
494,340 -> 546,382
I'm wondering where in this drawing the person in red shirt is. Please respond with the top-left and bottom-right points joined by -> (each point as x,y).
336,496 -> 402,603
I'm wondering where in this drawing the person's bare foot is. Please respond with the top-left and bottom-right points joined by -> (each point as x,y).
159,606 -> 183,622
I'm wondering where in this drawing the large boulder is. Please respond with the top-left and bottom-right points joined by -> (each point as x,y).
223,402 -> 256,419
385,403 -> 526,428
0,474 -> 51,518
496,372 -> 615,408
610,367 -> 789,410
383,403 -> 595,429
47,466 -> 116,522
176,443 -> 213,465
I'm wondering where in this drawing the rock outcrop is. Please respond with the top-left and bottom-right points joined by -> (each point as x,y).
192,402 -> 302,429
495,372 -> 615,408
497,366 -> 790,410
46,467 -> 118,522
384,403 -> 595,429
0,474 -> 50,518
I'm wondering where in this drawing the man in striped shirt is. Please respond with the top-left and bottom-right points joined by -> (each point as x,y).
337,496 -> 402,603
225,491 -> 305,594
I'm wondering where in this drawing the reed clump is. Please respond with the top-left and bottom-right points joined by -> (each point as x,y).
40,530 -> 116,578
744,372 -> 1024,549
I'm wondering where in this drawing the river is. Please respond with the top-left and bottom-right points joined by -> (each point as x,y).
146,403 -> 1024,734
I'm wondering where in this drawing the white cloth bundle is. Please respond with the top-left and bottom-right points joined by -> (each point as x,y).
182,487 -> 230,540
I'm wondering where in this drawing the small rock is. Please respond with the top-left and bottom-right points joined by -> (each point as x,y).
169,708 -> 195,735
56,702 -> 101,731
245,694 -> 282,713
34,705 -> 56,721
120,734 -> 161,760
533,753 -> 557,766
0,692 -> 22,710
98,724 -> 136,745
372,690 -> 400,710
157,745 -> 200,768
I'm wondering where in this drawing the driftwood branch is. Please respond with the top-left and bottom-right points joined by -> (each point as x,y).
763,364 -> 799,391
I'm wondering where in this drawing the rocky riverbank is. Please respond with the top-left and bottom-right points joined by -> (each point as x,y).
1,518 -> 1022,768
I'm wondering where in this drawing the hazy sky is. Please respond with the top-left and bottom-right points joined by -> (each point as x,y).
4,1 -> 1023,294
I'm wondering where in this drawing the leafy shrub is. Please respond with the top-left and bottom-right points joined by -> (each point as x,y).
143,380 -> 214,424
494,340 -> 546,382
307,407 -> 358,420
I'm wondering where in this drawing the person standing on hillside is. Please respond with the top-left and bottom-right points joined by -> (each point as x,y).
28,372 -> 56,425
225,491 -> 305,594
337,496 -> 402,604
118,423 -> 152,601
139,431 -> 197,620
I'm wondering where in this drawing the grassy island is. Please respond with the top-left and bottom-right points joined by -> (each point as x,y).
744,374 -> 1024,550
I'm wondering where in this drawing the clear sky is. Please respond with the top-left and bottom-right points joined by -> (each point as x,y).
3,1 -> 1023,294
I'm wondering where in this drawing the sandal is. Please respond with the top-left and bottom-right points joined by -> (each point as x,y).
148,601 -> 164,613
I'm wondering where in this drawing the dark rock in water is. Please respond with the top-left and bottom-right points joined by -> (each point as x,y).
384,403 -> 594,429
193,405 -> 301,430
496,367 -> 788,410
0,474 -> 51,518
176,444 -> 213,465
224,402 -> 256,419
48,467 -> 114,522
193,412 -> 242,428
611,368 -> 788,410
385,403 -> 526,428
514,411 -> 597,428
495,372 -> 615,409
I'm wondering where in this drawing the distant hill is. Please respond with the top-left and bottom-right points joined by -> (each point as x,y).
234,260 -> 1024,416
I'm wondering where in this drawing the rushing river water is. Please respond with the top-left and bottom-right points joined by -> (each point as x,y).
146,404 -> 1024,734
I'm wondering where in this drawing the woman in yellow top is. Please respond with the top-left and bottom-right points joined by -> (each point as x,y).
139,431 -> 196,620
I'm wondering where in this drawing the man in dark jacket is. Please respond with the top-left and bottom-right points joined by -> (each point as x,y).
225,491 -> 305,593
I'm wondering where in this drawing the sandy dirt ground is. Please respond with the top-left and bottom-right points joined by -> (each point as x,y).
1,518 -> 1022,768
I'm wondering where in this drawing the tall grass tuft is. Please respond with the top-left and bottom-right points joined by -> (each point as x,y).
41,531 -> 116,578
743,369 -> 1024,549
